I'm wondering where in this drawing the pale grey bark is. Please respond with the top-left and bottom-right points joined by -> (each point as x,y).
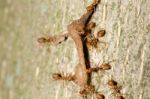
0,0 -> 150,99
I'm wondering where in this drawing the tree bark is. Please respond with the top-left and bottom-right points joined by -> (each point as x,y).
0,0 -> 150,99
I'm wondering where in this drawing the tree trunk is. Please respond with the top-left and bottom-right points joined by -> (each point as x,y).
0,0 -> 150,99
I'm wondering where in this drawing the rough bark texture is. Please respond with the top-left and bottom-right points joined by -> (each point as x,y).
0,0 -> 150,99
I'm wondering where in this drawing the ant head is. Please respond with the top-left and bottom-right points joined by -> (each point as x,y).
52,73 -> 62,80
96,93 -> 105,99
100,63 -> 111,70
108,79 -> 118,86
37,37 -> 47,43
115,95 -> 124,99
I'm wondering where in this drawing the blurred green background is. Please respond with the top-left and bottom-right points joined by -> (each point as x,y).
0,0 -> 150,99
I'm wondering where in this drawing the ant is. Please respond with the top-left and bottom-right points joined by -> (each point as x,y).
37,33 -> 68,45
86,60 -> 114,73
85,29 -> 106,50
86,63 -> 111,73
79,85 -> 105,99
52,73 -> 74,81
53,73 -> 106,99
107,79 -> 121,94
107,79 -> 125,99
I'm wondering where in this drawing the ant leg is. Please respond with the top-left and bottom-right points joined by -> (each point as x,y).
37,32 -> 69,45
52,73 -> 74,81
96,40 -> 109,51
